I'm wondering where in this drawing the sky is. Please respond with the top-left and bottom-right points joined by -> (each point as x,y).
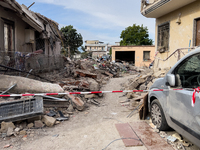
17,0 -> 155,45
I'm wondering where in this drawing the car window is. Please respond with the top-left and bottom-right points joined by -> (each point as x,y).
175,53 -> 200,88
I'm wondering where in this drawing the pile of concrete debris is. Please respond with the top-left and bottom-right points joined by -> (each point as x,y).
0,58 -> 151,137
119,67 -> 170,119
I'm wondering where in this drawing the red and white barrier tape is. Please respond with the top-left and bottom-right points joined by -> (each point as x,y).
0,88 -> 183,97
1,87 -> 200,107
192,87 -> 200,107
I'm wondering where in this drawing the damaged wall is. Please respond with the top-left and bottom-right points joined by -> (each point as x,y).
0,6 -> 32,53
154,1 -> 200,70
111,46 -> 155,67
0,1 -> 63,72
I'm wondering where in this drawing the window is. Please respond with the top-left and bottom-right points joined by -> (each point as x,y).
143,51 -> 150,61
174,53 -> 200,88
35,31 -> 45,53
3,19 -> 14,56
194,18 -> 200,46
157,22 -> 170,53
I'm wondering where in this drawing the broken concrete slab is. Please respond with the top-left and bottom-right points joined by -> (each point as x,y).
34,120 -> 44,128
85,94 -> 96,99
42,115 -> 56,127
0,75 -> 64,94
87,78 -> 100,91
14,127 -> 21,132
139,84 -> 147,90
27,123 -> 34,129
7,127 -> 14,136
67,104 -> 75,112
19,130 -> 27,135
0,122 -> 15,133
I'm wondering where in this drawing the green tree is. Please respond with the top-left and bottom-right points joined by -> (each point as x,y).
109,48 -> 112,55
60,25 -> 83,57
120,24 -> 153,46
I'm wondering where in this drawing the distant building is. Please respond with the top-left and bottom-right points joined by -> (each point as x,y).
85,40 -> 108,58
111,45 -> 155,67
141,0 -> 199,70
85,40 -> 107,51
115,42 -> 120,46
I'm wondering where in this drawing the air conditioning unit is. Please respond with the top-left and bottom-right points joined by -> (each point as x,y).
25,29 -> 35,43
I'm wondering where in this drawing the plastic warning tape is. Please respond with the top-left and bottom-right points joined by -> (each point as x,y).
0,89 -> 184,97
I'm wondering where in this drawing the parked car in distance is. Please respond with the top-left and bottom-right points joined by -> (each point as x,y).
149,47 -> 200,148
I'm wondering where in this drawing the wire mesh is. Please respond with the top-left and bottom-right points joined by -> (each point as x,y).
0,38 -> 64,74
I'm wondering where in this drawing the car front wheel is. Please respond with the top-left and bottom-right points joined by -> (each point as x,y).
151,99 -> 170,131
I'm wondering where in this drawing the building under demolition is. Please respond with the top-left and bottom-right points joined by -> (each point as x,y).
0,0 -> 64,73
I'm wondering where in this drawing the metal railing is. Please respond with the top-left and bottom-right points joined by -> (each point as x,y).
0,51 -> 64,74
154,47 -> 196,62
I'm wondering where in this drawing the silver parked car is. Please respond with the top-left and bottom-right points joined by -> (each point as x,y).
149,47 -> 200,147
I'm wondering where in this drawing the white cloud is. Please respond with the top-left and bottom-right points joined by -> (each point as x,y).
33,0 -> 155,44
36,0 -> 154,27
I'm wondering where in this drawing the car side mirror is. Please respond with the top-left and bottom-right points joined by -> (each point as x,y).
167,74 -> 175,86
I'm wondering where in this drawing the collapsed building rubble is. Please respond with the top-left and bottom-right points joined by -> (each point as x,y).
0,58 -> 147,136
119,67 -> 170,119
0,0 -> 64,76
0,55 -> 171,144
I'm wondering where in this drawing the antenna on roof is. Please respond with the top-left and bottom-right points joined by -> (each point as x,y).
28,2 -> 35,9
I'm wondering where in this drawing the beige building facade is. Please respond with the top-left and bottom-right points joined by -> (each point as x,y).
111,46 -> 155,67
141,0 -> 199,69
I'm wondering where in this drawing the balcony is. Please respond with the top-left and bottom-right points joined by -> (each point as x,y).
85,44 -> 107,47
87,49 -> 106,52
141,0 -> 196,18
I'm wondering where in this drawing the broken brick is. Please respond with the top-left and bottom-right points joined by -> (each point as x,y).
65,91 -> 84,111
75,70 -> 97,79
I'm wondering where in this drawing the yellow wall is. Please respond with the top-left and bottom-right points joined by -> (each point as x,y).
112,46 -> 155,67
154,1 -> 200,69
